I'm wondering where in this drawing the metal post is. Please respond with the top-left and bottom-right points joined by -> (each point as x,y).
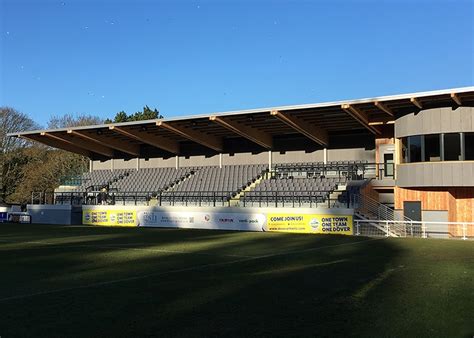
422,223 -> 426,238
268,150 -> 272,171
356,221 -> 360,236
323,148 -> 327,165
219,153 -> 223,168
386,221 -> 390,237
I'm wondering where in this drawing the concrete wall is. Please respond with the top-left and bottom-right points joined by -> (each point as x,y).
27,205 -> 83,225
396,162 -> 474,187
395,106 -> 474,138
92,147 -> 375,170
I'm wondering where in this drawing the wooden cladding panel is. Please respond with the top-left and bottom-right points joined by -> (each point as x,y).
394,187 -> 449,211
395,187 -> 474,235
452,188 -> 474,223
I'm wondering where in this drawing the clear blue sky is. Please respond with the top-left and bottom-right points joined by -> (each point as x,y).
1,0 -> 473,127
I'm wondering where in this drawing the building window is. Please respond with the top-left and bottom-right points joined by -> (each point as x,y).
409,135 -> 422,163
401,137 -> 409,163
443,133 -> 461,161
424,134 -> 440,162
465,133 -> 474,160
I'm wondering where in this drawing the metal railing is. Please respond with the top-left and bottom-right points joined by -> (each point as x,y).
273,162 -> 395,180
354,219 -> 474,240
31,189 -> 342,208
237,190 -> 335,208
350,194 -> 411,221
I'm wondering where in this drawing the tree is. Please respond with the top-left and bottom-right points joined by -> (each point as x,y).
0,107 -> 40,204
105,106 -> 163,123
47,113 -> 103,129
1,109 -> 104,204
0,107 -> 39,154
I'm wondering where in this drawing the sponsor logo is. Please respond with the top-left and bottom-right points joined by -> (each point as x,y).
309,218 -> 320,231
204,214 -> 211,222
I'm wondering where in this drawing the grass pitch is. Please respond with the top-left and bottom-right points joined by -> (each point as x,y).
0,223 -> 473,337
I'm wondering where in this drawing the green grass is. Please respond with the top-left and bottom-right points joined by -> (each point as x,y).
0,223 -> 473,337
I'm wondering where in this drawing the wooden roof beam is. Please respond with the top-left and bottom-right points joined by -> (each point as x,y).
270,110 -> 328,146
341,104 -> 382,135
209,116 -> 273,149
21,134 -> 92,157
68,130 -> 140,156
156,121 -> 223,152
451,93 -> 462,106
42,132 -> 114,157
109,126 -> 180,155
410,97 -> 423,109
374,101 -> 394,116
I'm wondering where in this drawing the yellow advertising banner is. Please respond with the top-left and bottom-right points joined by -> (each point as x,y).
83,209 -> 136,226
267,213 -> 353,235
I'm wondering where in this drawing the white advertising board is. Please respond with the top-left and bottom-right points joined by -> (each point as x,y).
137,210 -> 266,231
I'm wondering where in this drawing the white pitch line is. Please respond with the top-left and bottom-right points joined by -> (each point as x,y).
0,239 -> 254,258
0,237 -> 383,303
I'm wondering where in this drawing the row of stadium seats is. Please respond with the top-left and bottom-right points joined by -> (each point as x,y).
109,167 -> 193,192
241,176 -> 348,204
169,164 -> 266,194
79,169 -> 132,191
55,162 -> 363,206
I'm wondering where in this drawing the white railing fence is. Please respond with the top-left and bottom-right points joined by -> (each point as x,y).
350,193 -> 412,222
354,219 -> 474,240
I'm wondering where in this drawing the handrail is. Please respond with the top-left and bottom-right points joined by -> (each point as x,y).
354,219 -> 473,240
351,193 -> 411,221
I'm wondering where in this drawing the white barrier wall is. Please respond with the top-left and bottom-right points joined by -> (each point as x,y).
82,205 -> 354,235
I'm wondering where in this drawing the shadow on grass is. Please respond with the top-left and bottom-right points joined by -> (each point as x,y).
0,222 -> 415,337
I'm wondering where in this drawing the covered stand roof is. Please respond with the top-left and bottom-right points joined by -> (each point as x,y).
9,87 -> 474,160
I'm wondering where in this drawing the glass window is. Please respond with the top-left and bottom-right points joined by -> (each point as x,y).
443,133 -> 461,161
401,137 -> 409,163
465,133 -> 474,160
424,134 -> 440,162
409,135 -> 422,163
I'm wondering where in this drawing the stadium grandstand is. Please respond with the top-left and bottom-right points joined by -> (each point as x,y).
7,86 -> 474,239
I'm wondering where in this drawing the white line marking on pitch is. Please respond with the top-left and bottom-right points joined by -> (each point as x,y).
0,237 -> 383,303
0,239 -> 253,258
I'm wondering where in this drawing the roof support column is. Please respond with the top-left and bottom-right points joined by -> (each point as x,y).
324,148 -> 328,165
136,158 -> 140,171
89,160 -> 93,173
175,156 -> 179,170
111,159 -> 114,172
268,151 -> 272,171
219,153 -> 223,169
